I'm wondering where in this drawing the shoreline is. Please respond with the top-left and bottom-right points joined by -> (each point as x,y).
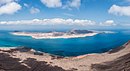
11,32 -> 98,39
0,40 -> 129,58
0,40 -> 130,71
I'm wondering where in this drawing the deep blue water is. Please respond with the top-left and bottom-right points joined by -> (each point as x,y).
0,30 -> 130,57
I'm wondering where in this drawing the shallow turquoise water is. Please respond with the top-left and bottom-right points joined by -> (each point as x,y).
0,30 -> 130,56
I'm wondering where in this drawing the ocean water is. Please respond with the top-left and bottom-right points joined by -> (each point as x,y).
0,30 -> 130,57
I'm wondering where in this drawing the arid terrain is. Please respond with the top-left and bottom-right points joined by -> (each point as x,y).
0,41 -> 130,71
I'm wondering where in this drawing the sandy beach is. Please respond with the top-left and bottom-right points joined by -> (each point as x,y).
0,41 -> 130,71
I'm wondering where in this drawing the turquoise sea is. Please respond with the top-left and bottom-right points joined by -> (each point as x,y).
0,30 -> 130,57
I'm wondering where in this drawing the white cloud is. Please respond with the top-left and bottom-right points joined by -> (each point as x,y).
40,0 -> 81,9
0,18 -> 118,27
0,2 -> 21,15
100,20 -> 116,26
63,0 -> 81,9
30,7 -> 40,14
69,0 -> 81,8
0,0 -> 21,15
0,18 -> 96,26
0,0 -> 13,5
40,0 -> 62,8
108,4 -> 130,16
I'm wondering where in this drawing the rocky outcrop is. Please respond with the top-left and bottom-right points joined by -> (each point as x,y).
0,53 -> 68,71
91,52 -> 130,71
91,41 -> 130,71
108,41 -> 130,54
68,29 -> 93,34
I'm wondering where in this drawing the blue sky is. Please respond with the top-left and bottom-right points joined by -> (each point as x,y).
0,0 -> 130,30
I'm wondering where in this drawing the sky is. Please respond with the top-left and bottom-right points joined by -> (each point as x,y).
0,0 -> 130,30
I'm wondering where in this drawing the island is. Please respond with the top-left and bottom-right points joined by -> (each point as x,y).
0,41 -> 130,71
11,30 -> 98,39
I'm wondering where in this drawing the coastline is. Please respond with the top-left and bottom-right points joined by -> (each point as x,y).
0,41 -> 130,71
11,32 -> 98,39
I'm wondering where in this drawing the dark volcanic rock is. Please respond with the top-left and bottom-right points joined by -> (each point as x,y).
0,53 -> 29,71
91,53 -> 130,71
0,47 -> 32,53
34,51 -> 43,55
50,55 -> 64,60
23,58 -> 68,71
15,47 -> 32,52
108,41 -> 130,54
108,46 -> 125,54
0,53 -> 69,71
68,30 -> 93,34
13,30 -> 21,32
